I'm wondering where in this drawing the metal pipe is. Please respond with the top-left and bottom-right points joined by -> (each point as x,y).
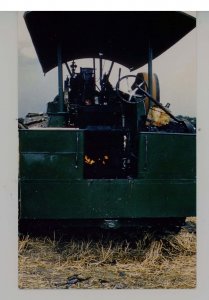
99,53 -> 103,87
107,61 -> 114,78
57,44 -> 64,112
65,61 -> 72,77
93,58 -> 96,76
148,44 -> 153,107
118,68 -> 121,89
93,58 -> 96,90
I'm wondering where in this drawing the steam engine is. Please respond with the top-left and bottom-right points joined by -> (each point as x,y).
46,62 -> 195,181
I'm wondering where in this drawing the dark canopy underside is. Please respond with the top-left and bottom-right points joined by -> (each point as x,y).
24,11 -> 196,73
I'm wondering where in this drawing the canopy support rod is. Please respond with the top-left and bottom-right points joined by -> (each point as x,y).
148,43 -> 153,107
57,44 -> 64,112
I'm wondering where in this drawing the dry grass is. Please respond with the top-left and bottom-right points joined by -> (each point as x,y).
18,217 -> 196,289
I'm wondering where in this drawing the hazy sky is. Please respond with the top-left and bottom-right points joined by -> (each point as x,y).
18,11 -> 196,118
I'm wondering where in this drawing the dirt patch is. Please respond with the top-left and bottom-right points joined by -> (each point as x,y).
18,217 -> 196,289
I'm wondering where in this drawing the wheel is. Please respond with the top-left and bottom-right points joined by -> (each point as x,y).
136,72 -> 160,112
116,73 -> 160,112
116,75 -> 148,104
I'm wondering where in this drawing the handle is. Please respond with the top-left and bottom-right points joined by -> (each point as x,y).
143,135 -> 148,171
75,132 -> 79,169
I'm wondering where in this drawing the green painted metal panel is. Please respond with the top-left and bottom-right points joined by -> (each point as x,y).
19,129 -> 83,153
20,153 -> 83,179
138,133 -> 196,179
20,179 -> 195,219
19,129 -> 196,221
19,129 -> 84,180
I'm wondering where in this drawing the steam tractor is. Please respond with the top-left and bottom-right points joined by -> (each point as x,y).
19,12 -> 196,230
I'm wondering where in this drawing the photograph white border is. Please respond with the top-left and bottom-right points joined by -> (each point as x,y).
0,6 -> 209,300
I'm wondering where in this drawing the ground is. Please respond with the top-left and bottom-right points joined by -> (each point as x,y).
18,217 -> 196,289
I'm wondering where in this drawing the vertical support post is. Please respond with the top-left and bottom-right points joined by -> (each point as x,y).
57,44 -> 64,112
148,43 -> 153,108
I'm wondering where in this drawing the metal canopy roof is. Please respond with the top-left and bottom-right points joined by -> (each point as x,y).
24,11 -> 196,74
